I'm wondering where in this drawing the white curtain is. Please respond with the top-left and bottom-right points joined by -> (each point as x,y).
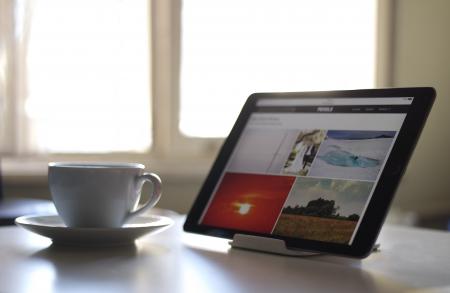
0,0 -> 36,155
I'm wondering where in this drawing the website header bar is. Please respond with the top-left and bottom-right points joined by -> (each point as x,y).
256,104 -> 410,114
256,97 -> 413,107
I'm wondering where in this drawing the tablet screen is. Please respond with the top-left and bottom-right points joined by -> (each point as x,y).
199,97 -> 413,245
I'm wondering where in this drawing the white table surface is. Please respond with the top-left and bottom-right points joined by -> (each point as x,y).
0,213 -> 449,293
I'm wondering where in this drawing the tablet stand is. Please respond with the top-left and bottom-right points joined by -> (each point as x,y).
230,234 -> 380,257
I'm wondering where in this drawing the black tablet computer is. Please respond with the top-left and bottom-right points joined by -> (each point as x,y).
184,87 -> 435,258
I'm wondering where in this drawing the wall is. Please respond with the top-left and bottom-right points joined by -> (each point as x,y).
390,0 -> 450,218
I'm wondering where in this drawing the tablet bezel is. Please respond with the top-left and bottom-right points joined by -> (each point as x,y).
183,87 -> 435,258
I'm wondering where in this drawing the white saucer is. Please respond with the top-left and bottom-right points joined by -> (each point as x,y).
15,214 -> 173,246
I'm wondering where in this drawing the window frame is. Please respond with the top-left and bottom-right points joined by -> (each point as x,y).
151,0 -> 224,160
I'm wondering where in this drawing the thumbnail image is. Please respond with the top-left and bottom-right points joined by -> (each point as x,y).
272,177 -> 373,244
283,130 -> 326,176
226,128 -> 292,174
201,172 -> 295,234
308,130 -> 396,181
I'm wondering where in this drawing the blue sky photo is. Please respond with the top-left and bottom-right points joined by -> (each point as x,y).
327,130 -> 395,140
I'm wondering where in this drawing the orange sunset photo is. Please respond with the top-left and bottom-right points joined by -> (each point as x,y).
201,172 -> 295,233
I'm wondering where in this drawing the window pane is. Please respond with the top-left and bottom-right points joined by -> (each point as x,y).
26,0 -> 151,153
180,0 -> 376,137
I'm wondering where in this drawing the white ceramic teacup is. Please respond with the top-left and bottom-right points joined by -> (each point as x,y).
48,162 -> 162,228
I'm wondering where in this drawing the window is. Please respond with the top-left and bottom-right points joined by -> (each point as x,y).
3,0 -> 151,155
26,0 -> 151,153
1,0 -> 379,160
180,0 -> 377,138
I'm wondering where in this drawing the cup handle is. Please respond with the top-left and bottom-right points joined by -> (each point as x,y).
125,172 -> 162,221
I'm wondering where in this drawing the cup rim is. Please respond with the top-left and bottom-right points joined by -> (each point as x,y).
48,162 -> 145,169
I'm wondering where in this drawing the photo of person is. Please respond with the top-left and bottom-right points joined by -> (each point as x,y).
283,130 -> 326,176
